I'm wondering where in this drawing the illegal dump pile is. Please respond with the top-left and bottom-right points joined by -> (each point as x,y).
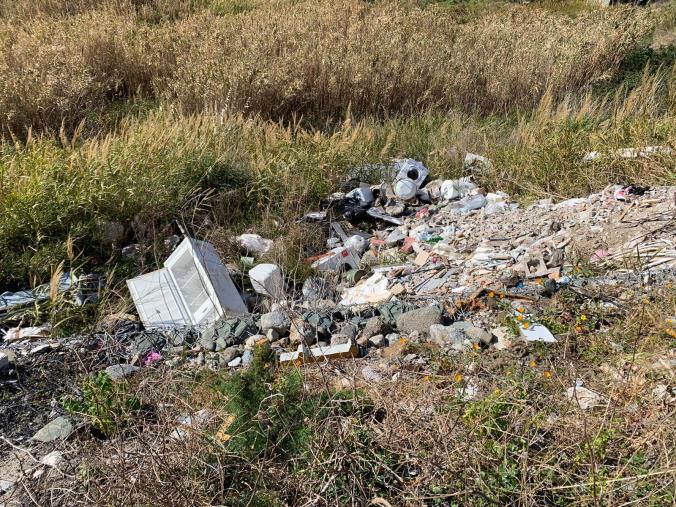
81,157 -> 676,366
1,155 -> 675,505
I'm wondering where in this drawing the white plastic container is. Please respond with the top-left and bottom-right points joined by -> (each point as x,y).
394,178 -> 418,200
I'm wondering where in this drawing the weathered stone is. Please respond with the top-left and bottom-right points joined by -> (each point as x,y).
33,417 -> 72,442
105,364 -> 139,380
266,328 -> 280,341
219,346 -> 240,365
368,334 -> 386,348
465,326 -> 493,346
241,350 -> 253,365
378,301 -> 416,327
396,306 -> 441,336
360,316 -> 386,339
228,357 -> 242,368
289,319 -> 316,346
491,326 -> 513,350
41,451 -> 64,468
339,323 -> 359,340
357,336 -> 370,347
260,311 -> 289,334
302,309 -> 335,337
199,334 -> 216,352
214,336 -> 228,352
205,317 -> 259,347
385,333 -> 400,343
429,324 -> 465,348
245,335 -> 266,349
330,334 -> 351,346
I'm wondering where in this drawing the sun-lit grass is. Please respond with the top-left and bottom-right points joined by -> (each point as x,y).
0,0 -> 652,136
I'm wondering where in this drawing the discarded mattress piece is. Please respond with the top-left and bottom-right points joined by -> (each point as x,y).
127,237 -> 248,329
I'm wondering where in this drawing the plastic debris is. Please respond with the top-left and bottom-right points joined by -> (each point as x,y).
0,272 -> 91,318
366,207 -> 404,225
440,178 -> 476,201
346,185 -> 375,206
311,246 -> 360,272
236,234 -> 273,255
518,321 -> 557,343
566,380 -> 607,410
3,324 -> 51,343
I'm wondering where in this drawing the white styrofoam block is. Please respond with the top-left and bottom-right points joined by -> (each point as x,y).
249,264 -> 284,299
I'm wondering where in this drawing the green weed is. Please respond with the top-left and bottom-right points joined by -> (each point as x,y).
62,371 -> 142,437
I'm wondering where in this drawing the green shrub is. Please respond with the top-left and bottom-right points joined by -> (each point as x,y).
62,371 -> 142,437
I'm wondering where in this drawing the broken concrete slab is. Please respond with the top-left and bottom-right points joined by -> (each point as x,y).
396,306 -> 442,336
105,363 -> 140,380
33,416 -> 73,443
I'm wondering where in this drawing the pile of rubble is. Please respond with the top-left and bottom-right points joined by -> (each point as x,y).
1,157 -> 675,378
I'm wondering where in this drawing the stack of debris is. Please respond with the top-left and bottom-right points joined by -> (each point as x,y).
2,157 -> 674,376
